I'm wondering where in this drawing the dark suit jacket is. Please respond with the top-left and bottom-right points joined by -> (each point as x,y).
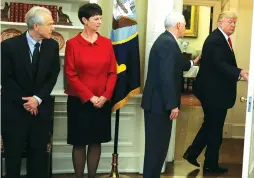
193,28 -> 241,109
1,33 -> 60,120
141,30 -> 191,114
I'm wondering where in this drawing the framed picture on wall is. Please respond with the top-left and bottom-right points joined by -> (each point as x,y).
183,5 -> 199,37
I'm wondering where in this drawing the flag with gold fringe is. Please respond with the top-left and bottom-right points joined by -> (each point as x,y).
111,0 -> 140,112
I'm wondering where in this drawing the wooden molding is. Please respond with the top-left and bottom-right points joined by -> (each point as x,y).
224,123 -> 245,139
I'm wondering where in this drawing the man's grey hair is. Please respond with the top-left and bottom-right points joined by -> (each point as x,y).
25,6 -> 52,30
164,12 -> 185,28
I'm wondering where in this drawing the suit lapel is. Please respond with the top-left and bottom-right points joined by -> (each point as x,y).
20,33 -> 34,81
231,52 -> 237,66
216,29 -> 235,56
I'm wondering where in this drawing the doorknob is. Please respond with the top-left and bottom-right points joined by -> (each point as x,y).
240,96 -> 247,103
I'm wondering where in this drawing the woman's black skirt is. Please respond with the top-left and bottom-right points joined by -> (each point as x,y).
67,96 -> 112,145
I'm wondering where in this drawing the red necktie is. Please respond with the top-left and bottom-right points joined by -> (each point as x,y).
228,37 -> 234,51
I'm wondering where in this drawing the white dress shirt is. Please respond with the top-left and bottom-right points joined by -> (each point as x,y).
218,27 -> 233,50
218,28 -> 241,79
26,31 -> 42,104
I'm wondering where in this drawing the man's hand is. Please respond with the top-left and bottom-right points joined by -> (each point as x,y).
240,70 -> 249,81
30,108 -> 38,116
22,96 -> 39,110
90,96 -> 99,105
94,96 -> 107,108
170,107 -> 179,120
193,55 -> 201,65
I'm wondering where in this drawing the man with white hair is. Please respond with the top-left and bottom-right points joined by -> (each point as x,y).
1,6 -> 60,177
183,11 -> 249,173
141,12 -> 200,178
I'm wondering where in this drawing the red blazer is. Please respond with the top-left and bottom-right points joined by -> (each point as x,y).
64,33 -> 117,103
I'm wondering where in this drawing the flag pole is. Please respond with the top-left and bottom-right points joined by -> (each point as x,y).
99,109 -> 130,178
100,0 -> 140,176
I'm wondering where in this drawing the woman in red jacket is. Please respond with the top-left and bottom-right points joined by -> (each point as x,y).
64,3 -> 117,178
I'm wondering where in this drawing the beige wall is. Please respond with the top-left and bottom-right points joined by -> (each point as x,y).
235,0 -> 252,71
183,6 -> 211,58
99,0 -> 148,90
223,0 -> 252,138
185,0 -> 252,138
180,0 -> 251,138
221,0 -> 230,11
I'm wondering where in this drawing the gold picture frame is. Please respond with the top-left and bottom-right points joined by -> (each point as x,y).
183,5 -> 199,37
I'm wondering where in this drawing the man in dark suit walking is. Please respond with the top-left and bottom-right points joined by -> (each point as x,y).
141,12 -> 200,178
1,6 -> 60,178
183,11 -> 249,173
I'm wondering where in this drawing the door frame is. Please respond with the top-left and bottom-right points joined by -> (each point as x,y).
242,3 -> 254,176
183,0 -> 221,31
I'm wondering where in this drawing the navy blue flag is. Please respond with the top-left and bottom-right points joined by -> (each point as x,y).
111,0 -> 140,111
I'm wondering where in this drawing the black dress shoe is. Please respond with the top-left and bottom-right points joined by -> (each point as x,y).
183,150 -> 200,167
203,166 -> 228,173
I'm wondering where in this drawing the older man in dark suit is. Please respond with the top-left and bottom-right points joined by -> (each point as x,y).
183,11 -> 249,173
141,12 -> 200,178
1,6 -> 60,178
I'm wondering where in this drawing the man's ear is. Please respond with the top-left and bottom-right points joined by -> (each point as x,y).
218,20 -> 223,27
33,23 -> 39,31
176,22 -> 181,29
